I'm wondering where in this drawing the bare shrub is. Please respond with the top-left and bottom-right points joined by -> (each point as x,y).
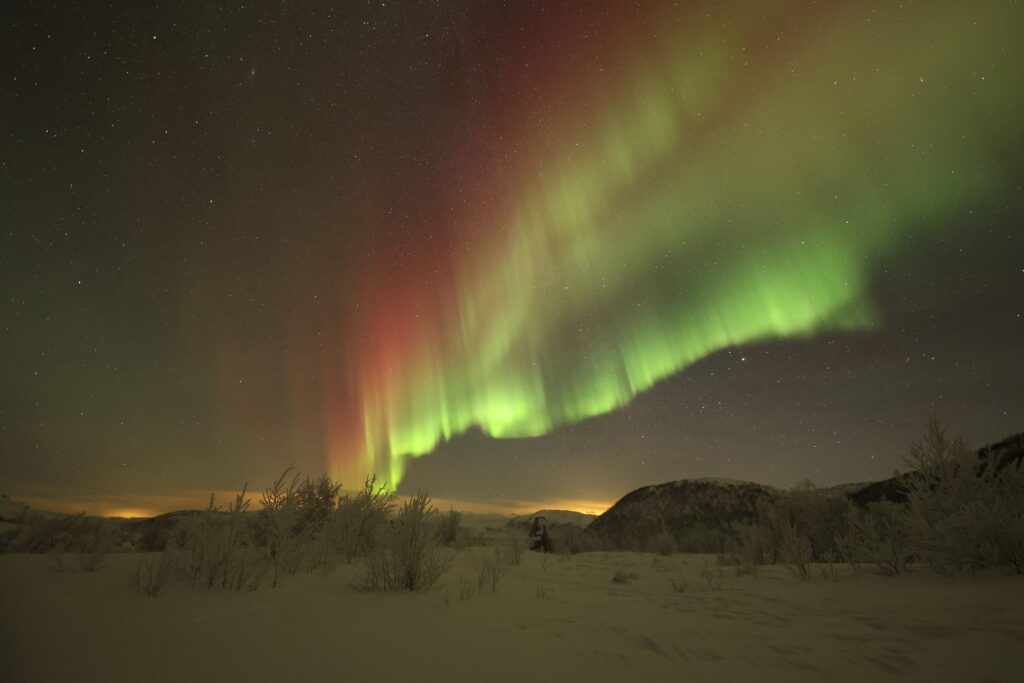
849,500 -> 911,576
7,512 -> 59,554
779,521 -> 813,581
729,550 -> 759,579
772,487 -> 849,563
535,583 -> 555,599
75,520 -> 116,572
669,576 -> 691,593
818,563 -> 841,582
457,574 -> 476,601
475,546 -> 507,593
650,555 -> 670,572
736,524 -> 773,568
751,499 -> 783,564
357,492 -> 452,592
131,553 -> 173,597
504,535 -> 524,565
0,527 -> 15,554
438,509 -> 461,547
611,568 -> 638,584
700,561 -> 724,591
45,513 -> 116,572
333,475 -> 396,561
292,473 -> 342,532
259,468 -> 312,586
169,488 -> 267,591
255,466 -> 350,582
834,501 -> 868,576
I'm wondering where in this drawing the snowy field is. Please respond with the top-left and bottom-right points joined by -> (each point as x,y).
2,548 -> 1021,682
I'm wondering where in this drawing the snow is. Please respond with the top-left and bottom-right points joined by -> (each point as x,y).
1,548 -> 1021,682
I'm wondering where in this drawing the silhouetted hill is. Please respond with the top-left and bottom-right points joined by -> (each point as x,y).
978,431 -> 1024,473
846,473 -> 915,507
586,478 -> 780,553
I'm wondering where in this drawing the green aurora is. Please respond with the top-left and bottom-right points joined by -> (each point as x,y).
346,1 -> 1022,485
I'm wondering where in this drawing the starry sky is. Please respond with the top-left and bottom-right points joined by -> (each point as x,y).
2,1 -> 1022,517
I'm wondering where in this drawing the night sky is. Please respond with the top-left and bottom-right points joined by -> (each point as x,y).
3,1 -> 1022,517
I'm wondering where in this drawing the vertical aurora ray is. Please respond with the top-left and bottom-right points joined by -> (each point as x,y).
331,0 -> 1023,486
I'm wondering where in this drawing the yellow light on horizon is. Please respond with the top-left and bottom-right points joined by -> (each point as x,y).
104,508 -> 159,519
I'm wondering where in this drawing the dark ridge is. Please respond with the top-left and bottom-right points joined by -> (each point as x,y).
847,473 -> 915,508
977,431 -> 1024,474
585,479 -> 779,553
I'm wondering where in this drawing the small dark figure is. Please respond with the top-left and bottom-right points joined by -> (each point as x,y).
529,515 -> 552,553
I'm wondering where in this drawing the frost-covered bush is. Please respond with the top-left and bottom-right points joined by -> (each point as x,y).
611,569 -> 638,584
357,492 -> 452,592
833,501 -> 869,575
9,512 -> 118,572
259,467 -> 322,585
904,418 -> 1024,574
258,466 -> 354,583
130,552 -> 174,597
438,508 -> 462,547
331,475 -> 397,561
845,500 -> 911,576
735,490 -> 843,570
168,488 -> 267,591
779,521 -> 813,580
475,545 -> 507,592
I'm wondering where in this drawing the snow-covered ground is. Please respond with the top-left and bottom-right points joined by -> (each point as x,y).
1,548 -> 1021,682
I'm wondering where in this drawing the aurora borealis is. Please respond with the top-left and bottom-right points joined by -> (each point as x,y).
346,1 -> 1021,486
3,1 -> 1022,515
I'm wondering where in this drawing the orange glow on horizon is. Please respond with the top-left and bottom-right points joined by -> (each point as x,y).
12,490 -> 612,519
104,508 -> 161,519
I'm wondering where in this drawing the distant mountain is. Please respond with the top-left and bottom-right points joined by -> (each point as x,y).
586,478 -> 780,552
508,509 -> 597,529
